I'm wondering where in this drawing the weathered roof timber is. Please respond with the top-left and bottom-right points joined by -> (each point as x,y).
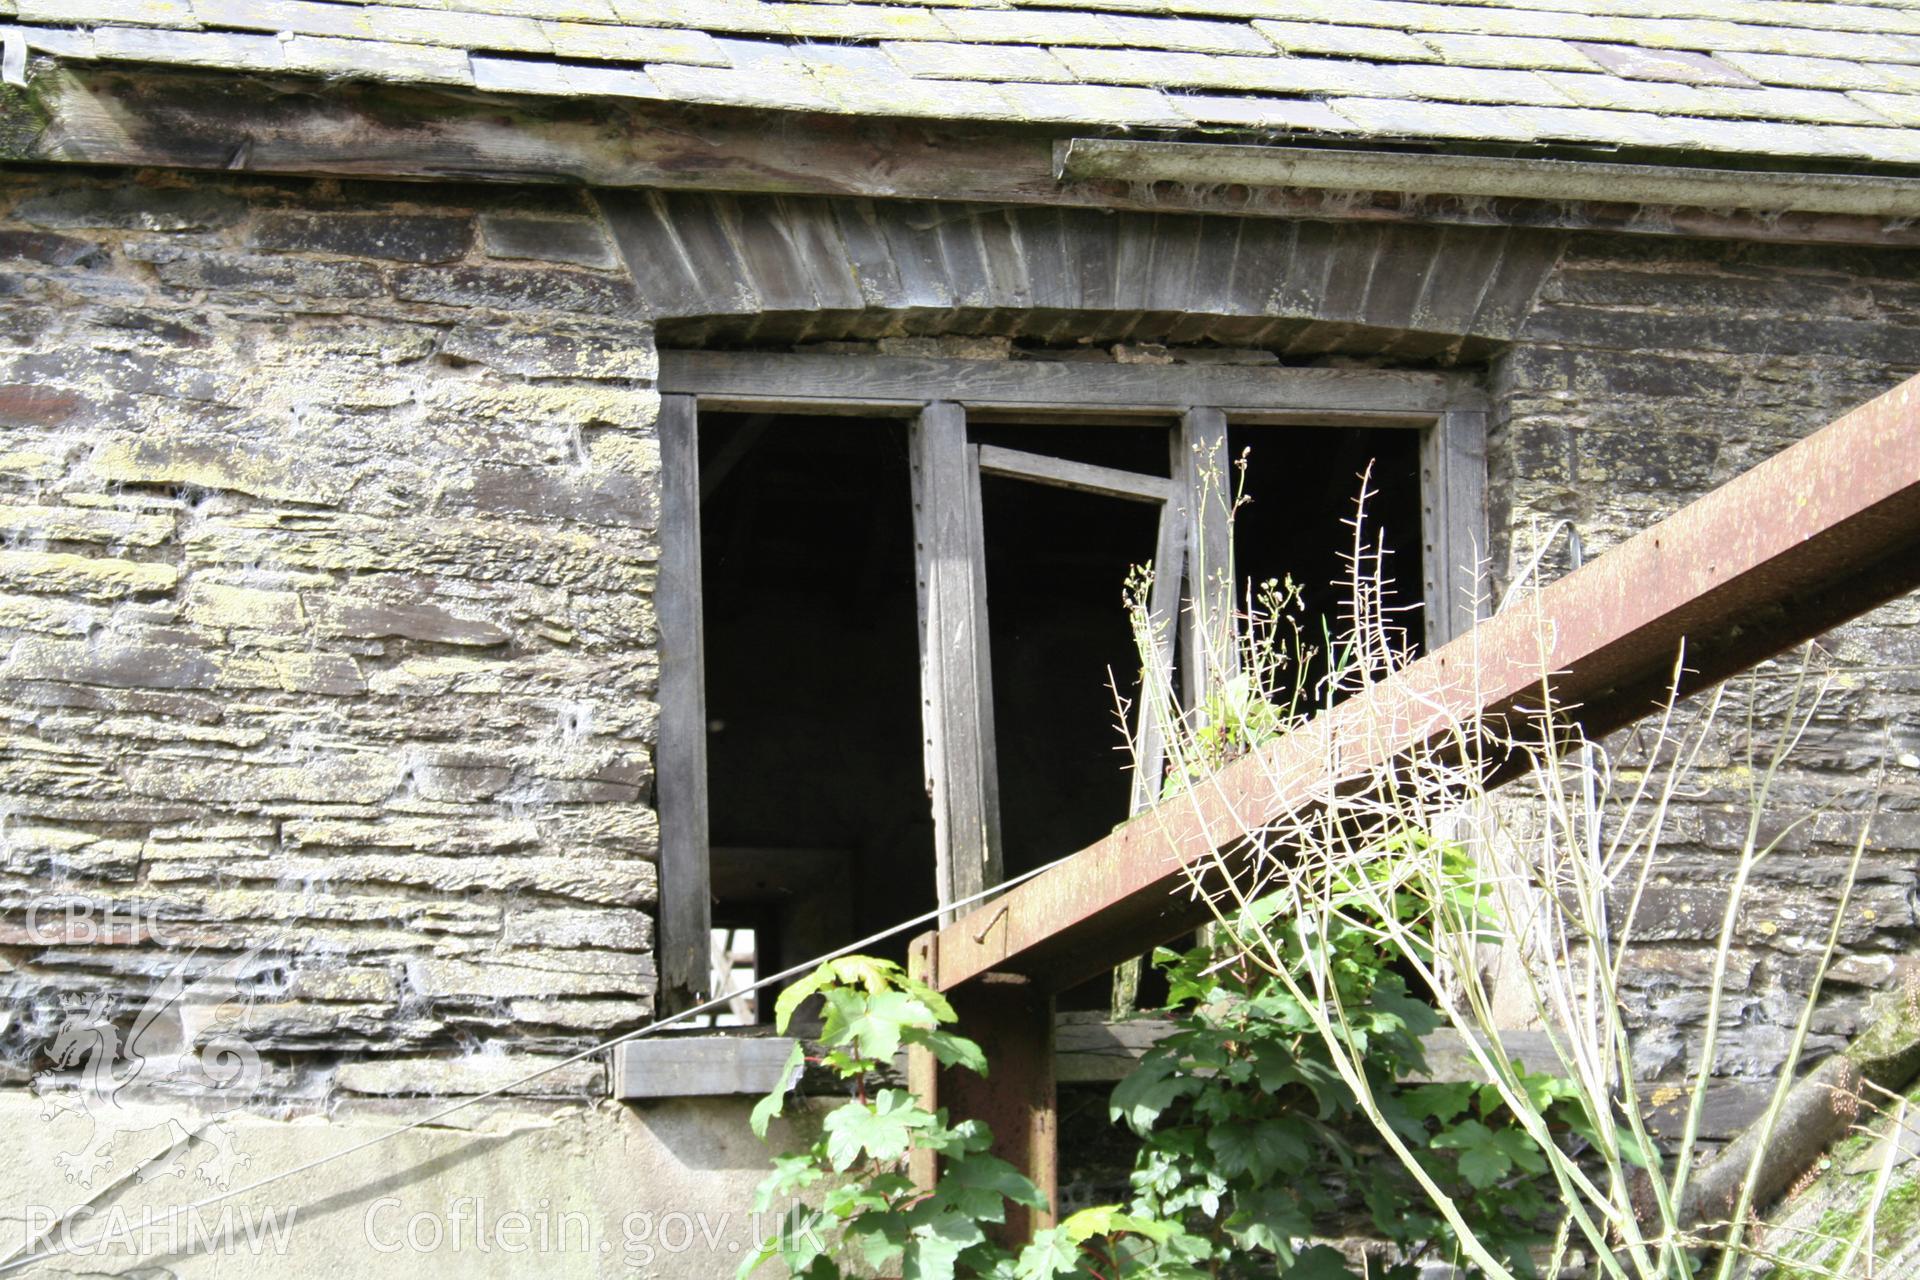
7,1 -> 1920,168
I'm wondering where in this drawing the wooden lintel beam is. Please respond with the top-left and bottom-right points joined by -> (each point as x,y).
658,351 -> 1468,419
15,65 -> 1920,248
929,372 -> 1920,994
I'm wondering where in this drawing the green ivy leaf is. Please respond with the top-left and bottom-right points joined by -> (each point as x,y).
1111,1054 -> 1199,1132
1280,1244 -> 1359,1279
749,1041 -> 807,1138
1223,1185 -> 1310,1255
942,1153 -> 1050,1217
1402,1081 -> 1474,1124
822,1089 -> 938,1171
1433,1119 -> 1512,1188
824,987 -> 942,1063
1493,1127 -> 1549,1176
902,1210 -> 985,1280
903,1026 -> 989,1075
894,971 -> 958,1024
771,964 -> 834,1034
773,955 -> 910,1033
1206,1118 -> 1310,1180
1013,1226 -> 1083,1280
1368,981 -> 1441,1040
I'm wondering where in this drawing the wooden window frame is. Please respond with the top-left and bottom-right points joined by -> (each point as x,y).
651,352 -> 1488,1016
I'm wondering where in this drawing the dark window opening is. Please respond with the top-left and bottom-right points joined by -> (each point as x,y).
1228,425 -> 1428,703
699,413 -> 936,989
694,412 -> 1426,1021
979,459 -> 1164,887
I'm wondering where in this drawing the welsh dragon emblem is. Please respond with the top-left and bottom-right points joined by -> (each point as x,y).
35,949 -> 265,1191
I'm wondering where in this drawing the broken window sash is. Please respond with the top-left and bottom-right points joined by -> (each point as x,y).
652,354 -> 1489,1029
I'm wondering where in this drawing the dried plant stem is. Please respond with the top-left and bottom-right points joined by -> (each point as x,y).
1122,481 -> 1880,1280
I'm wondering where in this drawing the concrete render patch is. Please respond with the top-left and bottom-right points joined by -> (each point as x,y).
0,1092 -> 820,1278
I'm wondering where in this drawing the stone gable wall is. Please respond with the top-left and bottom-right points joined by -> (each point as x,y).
1495,232 -> 1920,1103
0,166 -> 1918,1134
0,169 -> 663,1101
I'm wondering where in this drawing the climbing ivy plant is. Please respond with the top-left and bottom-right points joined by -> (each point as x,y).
742,955 -> 1192,1279
1107,844 -> 1608,1280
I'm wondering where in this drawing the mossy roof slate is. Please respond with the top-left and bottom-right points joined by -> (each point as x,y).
8,0 -> 1920,165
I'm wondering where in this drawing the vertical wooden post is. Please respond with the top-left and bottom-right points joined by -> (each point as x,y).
1178,407 -> 1235,708
910,401 -> 1004,922
1129,484 -> 1187,816
909,933 -> 1057,1244
1421,405 -> 1490,649
656,393 -> 711,1014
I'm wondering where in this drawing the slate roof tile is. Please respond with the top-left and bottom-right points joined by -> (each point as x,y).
930,9 -> 1264,51
282,32 -> 477,83
881,38 -> 1075,82
644,59 -> 829,108
801,41 -> 1034,116
189,0 -> 376,40
368,5 -> 553,52
1171,92 -> 1353,131
1327,95 -> 1549,142
1869,61 -> 1920,93
17,23 -> 95,53
611,0 -> 782,31
471,51 -> 662,93
92,25 -> 284,69
647,34 -> 832,106
998,79 -> 1190,124
1158,0 -> 1920,63
1820,123 -> 1920,164
1849,90 -> 1920,127
1435,0 -> 1920,40
1709,50 -> 1899,92
1569,41 -> 1759,87
1416,32 -> 1603,72
422,0 -> 622,19
1100,15 -> 1272,55
1052,46 -> 1579,107
773,4 -> 955,40
1539,71 -> 1901,126
931,9 -> 1128,44
19,0 -> 193,26
1251,19 -> 1439,62
21,0 -> 1920,168
539,19 -> 729,62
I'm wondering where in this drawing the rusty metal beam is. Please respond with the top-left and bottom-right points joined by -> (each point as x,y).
929,373 -> 1920,995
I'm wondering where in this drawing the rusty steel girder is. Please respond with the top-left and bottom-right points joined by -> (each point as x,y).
927,372 -> 1920,996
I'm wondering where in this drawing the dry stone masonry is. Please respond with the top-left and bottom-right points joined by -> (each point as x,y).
0,170 -> 662,1102
0,165 -> 1915,1134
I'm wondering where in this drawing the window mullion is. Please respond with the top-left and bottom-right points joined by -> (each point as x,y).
655,392 -> 712,1013
1177,407 -> 1236,713
911,400 -> 1005,923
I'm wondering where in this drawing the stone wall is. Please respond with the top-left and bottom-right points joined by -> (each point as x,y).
1494,232 -> 1920,1095
0,160 -> 1918,1271
0,168 -> 664,1103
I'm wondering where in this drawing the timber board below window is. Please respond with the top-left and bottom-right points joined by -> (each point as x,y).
644,353 -> 1489,1075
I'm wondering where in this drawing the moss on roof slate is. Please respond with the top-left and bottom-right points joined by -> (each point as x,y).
8,0 -> 1920,164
